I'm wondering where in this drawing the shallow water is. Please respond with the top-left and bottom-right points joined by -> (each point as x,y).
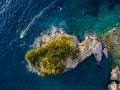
0,0 -> 120,90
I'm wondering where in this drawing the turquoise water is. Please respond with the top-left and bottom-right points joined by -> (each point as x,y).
0,0 -> 120,90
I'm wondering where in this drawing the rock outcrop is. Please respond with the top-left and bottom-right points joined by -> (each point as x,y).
108,81 -> 117,90
103,48 -> 108,58
39,27 -> 66,47
63,33 -> 109,70
78,34 -> 108,65
108,66 -> 120,90
110,66 -> 120,81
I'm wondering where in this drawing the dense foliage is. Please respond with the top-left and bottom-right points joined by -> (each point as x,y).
25,35 -> 79,76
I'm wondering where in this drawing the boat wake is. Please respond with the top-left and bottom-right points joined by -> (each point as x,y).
20,0 -> 57,39
0,0 -> 11,15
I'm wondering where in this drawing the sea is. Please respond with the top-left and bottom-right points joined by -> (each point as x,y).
0,0 -> 120,90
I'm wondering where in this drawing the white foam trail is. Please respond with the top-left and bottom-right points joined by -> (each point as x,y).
20,1 -> 56,39
0,0 -> 11,15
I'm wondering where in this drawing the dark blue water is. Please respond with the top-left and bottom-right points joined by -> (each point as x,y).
0,0 -> 119,90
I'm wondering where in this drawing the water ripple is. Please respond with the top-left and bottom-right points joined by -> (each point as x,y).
0,0 -> 11,15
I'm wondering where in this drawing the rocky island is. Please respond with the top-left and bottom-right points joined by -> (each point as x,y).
25,27 -> 108,77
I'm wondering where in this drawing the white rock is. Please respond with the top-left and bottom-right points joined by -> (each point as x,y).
71,36 -> 79,48
109,66 -> 120,90
110,66 -> 119,80
103,48 -> 108,58
78,34 -> 106,64
64,56 -> 79,69
39,27 -> 66,47
108,82 -> 117,90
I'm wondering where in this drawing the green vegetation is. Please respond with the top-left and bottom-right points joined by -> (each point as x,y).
25,35 -> 79,77
112,46 -> 120,66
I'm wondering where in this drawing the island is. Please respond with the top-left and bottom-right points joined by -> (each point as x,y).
25,27 -> 108,77
25,25 -> 120,89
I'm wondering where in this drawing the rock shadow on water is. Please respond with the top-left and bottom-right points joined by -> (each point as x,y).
50,55 -> 113,90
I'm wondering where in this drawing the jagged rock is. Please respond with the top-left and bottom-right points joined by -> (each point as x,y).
64,56 -> 79,69
78,34 -> 108,64
111,66 -> 120,82
110,65 -> 120,82
110,66 -> 119,80
108,82 -> 117,90
71,36 -> 80,48
39,27 -> 65,47
109,65 -> 120,90
103,48 -> 108,58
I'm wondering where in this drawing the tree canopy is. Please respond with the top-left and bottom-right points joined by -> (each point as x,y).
25,35 -> 79,76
